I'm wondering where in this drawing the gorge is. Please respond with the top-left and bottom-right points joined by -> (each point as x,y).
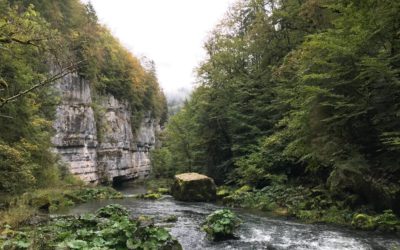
1,0 -> 400,249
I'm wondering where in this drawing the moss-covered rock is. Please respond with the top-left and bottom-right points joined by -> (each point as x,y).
202,209 -> 241,241
163,215 -> 178,223
139,191 -> 162,200
171,173 -> 216,202
216,186 -> 232,200
157,187 -> 170,195
351,213 -> 376,230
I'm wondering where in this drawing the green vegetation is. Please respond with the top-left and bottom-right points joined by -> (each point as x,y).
0,2 -> 64,196
143,178 -> 174,193
0,187 -> 123,228
137,192 -> 163,200
202,209 -> 241,241
152,0 -> 400,230
1,204 -> 182,250
352,210 -> 400,232
0,0 -> 167,198
218,185 -> 400,232
0,0 -> 171,245
130,179 -> 173,200
1,0 -> 400,245
67,187 -> 123,203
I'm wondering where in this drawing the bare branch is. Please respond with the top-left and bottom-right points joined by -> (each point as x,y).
0,78 -> 8,88
0,114 -> 14,119
0,37 -> 45,47
0,61 -> 84,109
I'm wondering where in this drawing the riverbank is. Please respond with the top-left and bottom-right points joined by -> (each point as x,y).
134,178 -> 400,235
0,185 -> 123,229
66,185 -> 400,249
0,178 -> 174,230
3,179 -> 399,249
1,204 -> 181,249
0,183 -> 183,249
216,184 -> 400,235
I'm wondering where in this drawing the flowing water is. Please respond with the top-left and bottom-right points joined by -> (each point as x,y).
68,184 -> 400,250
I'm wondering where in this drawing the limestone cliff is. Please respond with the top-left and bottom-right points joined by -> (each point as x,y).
52,73 -> 159,183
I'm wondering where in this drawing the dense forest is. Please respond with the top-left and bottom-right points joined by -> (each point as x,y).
152,0 -> 400,216
0,0 -> 167,196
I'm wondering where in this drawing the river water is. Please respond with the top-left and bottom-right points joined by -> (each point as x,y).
68,185 -> 400,250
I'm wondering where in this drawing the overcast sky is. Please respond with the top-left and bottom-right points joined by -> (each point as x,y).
84,0 -> 236,96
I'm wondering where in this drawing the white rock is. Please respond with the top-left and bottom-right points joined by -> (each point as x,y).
52,73 -> 159,183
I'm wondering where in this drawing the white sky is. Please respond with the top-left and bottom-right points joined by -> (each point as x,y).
84,0 -> 236,96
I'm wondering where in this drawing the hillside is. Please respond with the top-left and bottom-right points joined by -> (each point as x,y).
152,0 -> 400,218
0,0 -> 167,194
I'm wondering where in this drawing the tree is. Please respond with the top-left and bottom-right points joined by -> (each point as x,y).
157,0 -> 400,213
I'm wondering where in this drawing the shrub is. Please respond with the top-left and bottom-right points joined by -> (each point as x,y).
374,210 -> 400,232
202,209 -> 241,241
0,143 -> 34,194
351,210 -> 400,232
96,204 -> 129,218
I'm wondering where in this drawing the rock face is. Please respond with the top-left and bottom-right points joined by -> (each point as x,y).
52,73 -> 159,183
52,73 -> 99,182
171,173 -> 217,202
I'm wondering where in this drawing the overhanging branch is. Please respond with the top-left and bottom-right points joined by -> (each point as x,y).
0,61 -> 84,109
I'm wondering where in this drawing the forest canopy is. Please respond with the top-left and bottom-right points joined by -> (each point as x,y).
152,0 -> 400,214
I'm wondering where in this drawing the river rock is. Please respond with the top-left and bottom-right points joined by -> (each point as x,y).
171,173 -> 217,202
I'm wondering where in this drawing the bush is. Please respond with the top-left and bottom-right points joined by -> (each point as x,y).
374,210 -> 400,232
351,210 -> 400,232
96,204 -> 129,218
202,209 -> 241,241
0,143 -> 34,194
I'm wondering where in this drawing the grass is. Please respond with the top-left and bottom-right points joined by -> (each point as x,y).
0,206 -> 35,229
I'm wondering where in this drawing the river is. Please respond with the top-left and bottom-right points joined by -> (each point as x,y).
68,184 -> 400,250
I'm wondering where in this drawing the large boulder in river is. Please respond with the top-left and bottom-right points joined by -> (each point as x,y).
171,173 -> 217,202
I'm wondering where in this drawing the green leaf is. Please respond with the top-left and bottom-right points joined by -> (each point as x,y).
126,239 -> 141,249
66,239 -> 88,249
155,229 -> 170,241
